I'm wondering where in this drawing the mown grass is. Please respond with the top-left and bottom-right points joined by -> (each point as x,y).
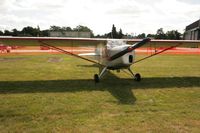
0,54 -> 200,132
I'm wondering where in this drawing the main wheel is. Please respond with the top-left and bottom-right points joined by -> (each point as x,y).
134,73 -> 141,81
94,74 -> 100,83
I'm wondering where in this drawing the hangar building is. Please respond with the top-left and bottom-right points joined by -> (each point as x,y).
184,19 -> 200,40
50,31 -> 91,38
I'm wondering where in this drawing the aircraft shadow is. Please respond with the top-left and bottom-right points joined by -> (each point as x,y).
0,74 -> 200,104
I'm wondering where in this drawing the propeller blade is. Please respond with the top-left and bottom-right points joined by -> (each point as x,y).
109,38 -> 151,61
130,38 -> 151,50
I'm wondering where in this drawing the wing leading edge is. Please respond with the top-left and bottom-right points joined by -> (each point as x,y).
1,36 -> 200,47
0,36 -> 107,46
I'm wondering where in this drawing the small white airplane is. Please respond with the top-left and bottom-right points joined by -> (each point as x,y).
0,36 -> 200,83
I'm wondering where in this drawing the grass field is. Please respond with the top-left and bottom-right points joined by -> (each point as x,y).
0,54 -> 200,132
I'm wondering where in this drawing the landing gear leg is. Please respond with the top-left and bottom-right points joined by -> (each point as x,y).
94,67 -> 107,83
128,68 -> 141,82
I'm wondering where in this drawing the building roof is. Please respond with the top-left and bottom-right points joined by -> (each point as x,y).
186,19 -> 200,31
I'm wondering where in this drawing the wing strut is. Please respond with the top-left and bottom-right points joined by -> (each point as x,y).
133,43 -> 183,65
38,40 -> 105,67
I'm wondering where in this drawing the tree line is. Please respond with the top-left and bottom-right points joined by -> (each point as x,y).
0,25 -> 182,40
0,25 -> 94,37
95,26 -> 182,40
137,28 -> 182,40
0,26 -> 47,37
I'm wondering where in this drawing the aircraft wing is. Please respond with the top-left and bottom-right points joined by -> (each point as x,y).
0,36 -> 107,46
1,36 -> 200,65
127,39 -> 200,48
0,36 -> 108,66
1,36 -> 199,48
126,39 -> 200,64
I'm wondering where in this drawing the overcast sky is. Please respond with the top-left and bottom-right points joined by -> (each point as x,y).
0,0 -> 200,35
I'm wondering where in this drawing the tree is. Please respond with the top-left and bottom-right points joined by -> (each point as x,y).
137,33 -> 146,39
40,30 -> 49,37
118,28 -> 124,39
174,30 -> 182,40
157,28 -> 164,35
111,24 -> 117,38
94,25 -> 124,39
4,30 -> 12,36
73,25 -> 94,37
155,28 -> 166,39
0,30 -> 3,35
50,26 -> 62,31
12,29 -> 20,36
21,26 -> 39,36
166,30 -> 182,40
62,26 -> 72,31
147,34 -> 156,38
37,25 -> 40,37
73,25 -> 92,32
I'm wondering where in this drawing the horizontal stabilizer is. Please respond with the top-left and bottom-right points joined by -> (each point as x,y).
78,53 -> 97,56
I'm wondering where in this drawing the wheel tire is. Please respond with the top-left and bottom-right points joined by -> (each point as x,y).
94,74 -> 100,83
134,73 -> 141,82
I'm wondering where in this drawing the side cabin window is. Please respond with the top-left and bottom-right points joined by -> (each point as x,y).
129,55 -> 133,63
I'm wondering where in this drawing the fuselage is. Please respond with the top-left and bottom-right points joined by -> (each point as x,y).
101,41 -> 135,70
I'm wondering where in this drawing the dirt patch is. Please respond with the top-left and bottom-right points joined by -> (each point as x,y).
0,57 -> 26,62
47,57 -> 63,63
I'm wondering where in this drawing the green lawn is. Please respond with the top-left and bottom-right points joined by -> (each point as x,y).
0,54 -> 200,132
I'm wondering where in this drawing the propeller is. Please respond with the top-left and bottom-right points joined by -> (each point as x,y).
109,38 -> 151,61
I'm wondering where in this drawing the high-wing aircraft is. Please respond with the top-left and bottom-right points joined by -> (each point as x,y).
0,36 -> 200,83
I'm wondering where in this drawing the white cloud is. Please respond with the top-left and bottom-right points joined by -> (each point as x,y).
0,0 -> 200,35
177,0 -> 200,5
